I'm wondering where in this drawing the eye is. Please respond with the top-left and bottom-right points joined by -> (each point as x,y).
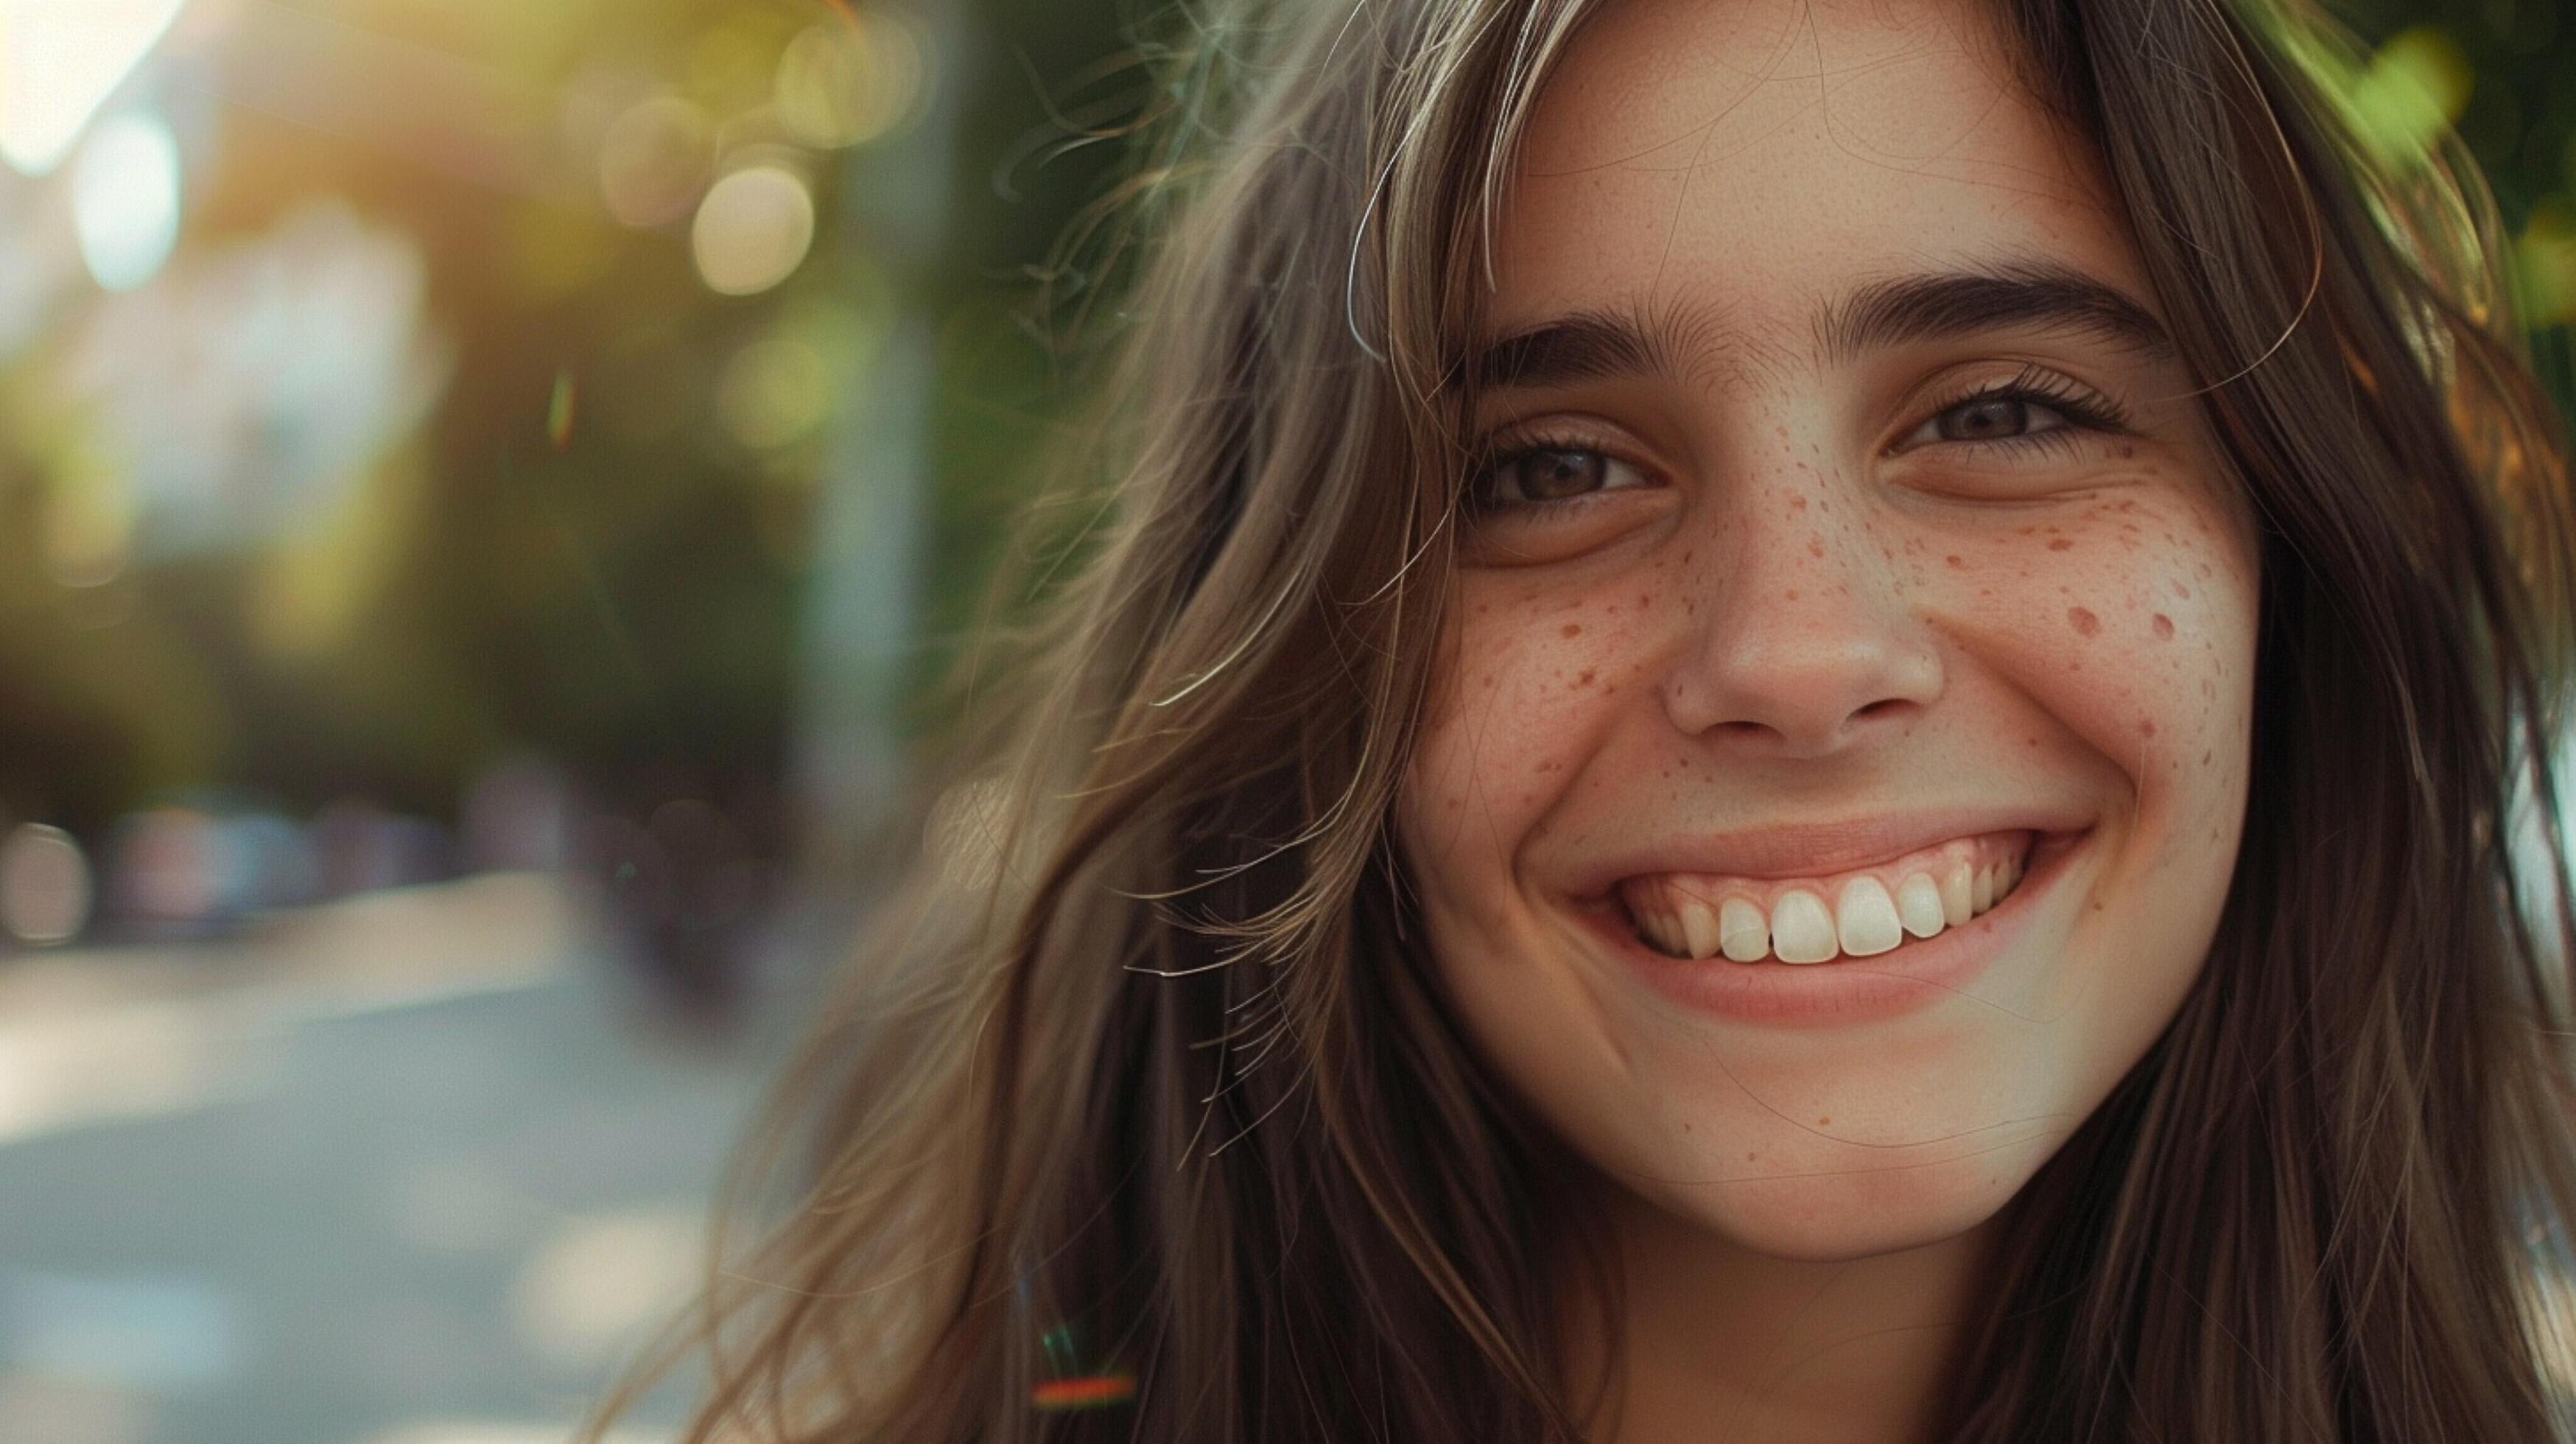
1927,394 -> 2070,444
1893,368 -> 2130,455
1467,442 -> 1652,512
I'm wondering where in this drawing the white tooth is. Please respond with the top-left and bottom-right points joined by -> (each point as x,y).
1940,863 -> 1973,926
1771,889 -> 1839,964
1999,855 -> 2021,896
1895,872 -> 1946,939
1677,891 -> 1722,959
1719,896 -> 1770,962
1972,865 -> 1996,913
1835,877 -> 1903,956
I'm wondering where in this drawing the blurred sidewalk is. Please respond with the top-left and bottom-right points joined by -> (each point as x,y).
0,874 -> 782,1444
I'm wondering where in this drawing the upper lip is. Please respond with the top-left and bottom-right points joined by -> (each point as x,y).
1565,804 -> 2095,897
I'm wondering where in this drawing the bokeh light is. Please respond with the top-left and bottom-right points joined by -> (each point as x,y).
717,330 -> 832,449
2521,206 -> 2576,326
0,824 -> 94,944
0,0 -> 186,176
690,163 -> 815,297
776,14 -> 928,150
595,94 -> 712,229
2346,26 -> 2474,165
70,108 -> 181,291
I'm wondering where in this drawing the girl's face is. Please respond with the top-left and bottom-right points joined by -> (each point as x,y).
1393,0 -> 2260,1262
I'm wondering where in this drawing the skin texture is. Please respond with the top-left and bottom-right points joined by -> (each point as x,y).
1388,0 -> 2263,1438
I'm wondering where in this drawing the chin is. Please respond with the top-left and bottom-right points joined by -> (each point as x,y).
1627,1127 -> 2064,1264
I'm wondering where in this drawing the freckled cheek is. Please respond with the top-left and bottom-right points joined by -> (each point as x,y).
1955,522 -> 2257,806
1406,600 -> 1650,833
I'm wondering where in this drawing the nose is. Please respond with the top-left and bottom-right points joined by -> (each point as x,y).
1660,497 -> 1945,759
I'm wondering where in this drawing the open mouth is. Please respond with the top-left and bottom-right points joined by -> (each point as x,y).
1615,829 -> 2046,964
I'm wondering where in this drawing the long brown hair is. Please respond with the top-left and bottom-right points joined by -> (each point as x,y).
589,0 -> 2576,1437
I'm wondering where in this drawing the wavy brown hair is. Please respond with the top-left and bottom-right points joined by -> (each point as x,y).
588,0 -> 2576,1437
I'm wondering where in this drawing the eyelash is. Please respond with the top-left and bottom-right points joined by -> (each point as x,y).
1461,365 -> 2132,514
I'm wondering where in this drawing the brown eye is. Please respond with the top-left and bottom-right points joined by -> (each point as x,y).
1512,448 -> 1606,500
1472,446 -> 1646,510
1936,396 -> 2064,442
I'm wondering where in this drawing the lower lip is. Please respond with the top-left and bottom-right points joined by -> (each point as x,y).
1576,830 -> 2088,1027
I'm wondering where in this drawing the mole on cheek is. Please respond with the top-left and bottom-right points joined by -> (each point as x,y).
1562,623 -> 1582,638
2048,538 -> 2073,551
2068,606 -> 2101,637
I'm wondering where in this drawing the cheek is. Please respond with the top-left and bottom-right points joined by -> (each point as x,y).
1401,584 -> 1661,902
1945,489 -> 2258,810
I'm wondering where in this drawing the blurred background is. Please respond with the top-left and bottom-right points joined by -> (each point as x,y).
0,1 -> 2563,1441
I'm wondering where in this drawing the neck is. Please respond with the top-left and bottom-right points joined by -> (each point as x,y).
1564,1188 -> 1999,1444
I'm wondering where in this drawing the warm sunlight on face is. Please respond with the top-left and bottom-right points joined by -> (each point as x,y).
1393,0 -> 2261,1266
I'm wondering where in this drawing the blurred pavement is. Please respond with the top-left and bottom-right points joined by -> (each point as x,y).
0,875 -> 785,1444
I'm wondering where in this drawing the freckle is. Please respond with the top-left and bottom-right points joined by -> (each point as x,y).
1681,551 -> 1693,565
2138,718 -> 2156,737
1481,674 -> 1495,686
2048,538 -> 2073,551
2068,606 -> 2100,637
2152,614 -> 2174,639
1817,1115 -> 1830,1125
1791,497 -> 1808,512
1562,623 -> 1582,638
1638,594 -> 1650,609
2116,444 -> 2136,460
1784,589 -> 1800,600
2201,750 -> 2212,765
1747,1152 -> 1758,1162
1807,536 -> 1825,558
1945,554 -> 1963,569
2015,525 -> 2037,536
1578,669 -> 1596,686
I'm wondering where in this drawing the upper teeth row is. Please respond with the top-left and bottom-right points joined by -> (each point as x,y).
1629,855 -> 2024,964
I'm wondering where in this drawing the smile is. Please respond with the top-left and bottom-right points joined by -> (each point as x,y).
1617,830 -> 2035,964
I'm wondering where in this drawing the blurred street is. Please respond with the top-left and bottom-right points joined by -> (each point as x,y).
0,876 -> 785,1444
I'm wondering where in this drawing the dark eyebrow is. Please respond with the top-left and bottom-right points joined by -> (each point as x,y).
1467,261 -> 2173,394
1819,261 -> 2174,363
1467,296 -> 1723,394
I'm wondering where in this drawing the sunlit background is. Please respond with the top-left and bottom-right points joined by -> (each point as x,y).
0,0 -> 2566,1440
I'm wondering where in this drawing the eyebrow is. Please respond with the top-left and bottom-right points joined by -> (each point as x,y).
1468,261 -> 2174,393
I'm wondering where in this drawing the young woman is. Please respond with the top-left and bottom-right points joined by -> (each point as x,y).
595,0 -> 2576,1437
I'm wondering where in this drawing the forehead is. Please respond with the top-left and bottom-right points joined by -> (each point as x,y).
1495,0 -> 2143,345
